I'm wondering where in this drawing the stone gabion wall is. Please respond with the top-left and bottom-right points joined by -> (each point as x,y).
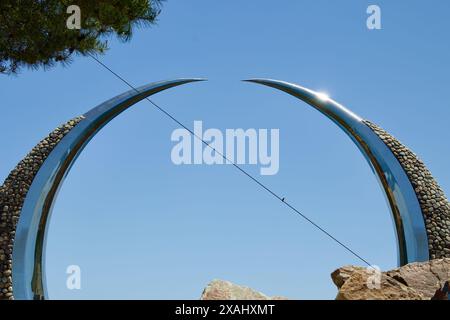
364,120 -> 450,260
0,116 -> 84,300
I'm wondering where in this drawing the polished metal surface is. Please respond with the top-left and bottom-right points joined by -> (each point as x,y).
12,77 -> 429,300
12,79 -> 203,300
245,79 -> 429,266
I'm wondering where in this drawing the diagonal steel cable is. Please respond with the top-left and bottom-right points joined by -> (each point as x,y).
88,53 -> 373,267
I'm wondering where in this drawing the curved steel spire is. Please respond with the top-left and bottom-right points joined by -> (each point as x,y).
12,79 -> 204,299
245,78 -> 429,266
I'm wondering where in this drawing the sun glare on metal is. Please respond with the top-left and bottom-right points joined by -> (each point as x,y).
316,92 -> 330,102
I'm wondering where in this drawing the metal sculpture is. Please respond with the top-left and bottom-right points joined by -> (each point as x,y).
4,79 -> 203,300
246,78 -> 450,267
1,77 -> 448,300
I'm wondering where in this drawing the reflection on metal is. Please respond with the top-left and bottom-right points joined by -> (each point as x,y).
12,79 -> 203,300
245,78 -> 429,266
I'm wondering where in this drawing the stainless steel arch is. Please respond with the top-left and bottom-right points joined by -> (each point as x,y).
245,78 -> 429,266
11,79 -> 203,300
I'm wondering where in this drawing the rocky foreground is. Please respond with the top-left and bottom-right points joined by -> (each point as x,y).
332,258 -> 450,300
201,258 -> 450,300
201,279 -> 287,300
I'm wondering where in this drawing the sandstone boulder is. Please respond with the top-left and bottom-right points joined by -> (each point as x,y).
332,258 -> 450,300
200,279 -> 287,300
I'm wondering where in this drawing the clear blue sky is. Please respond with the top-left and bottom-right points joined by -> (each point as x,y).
1,0 -> 449,299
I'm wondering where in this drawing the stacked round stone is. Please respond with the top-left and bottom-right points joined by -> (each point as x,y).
0,116 -> 84,300
364,120 -> 450,260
